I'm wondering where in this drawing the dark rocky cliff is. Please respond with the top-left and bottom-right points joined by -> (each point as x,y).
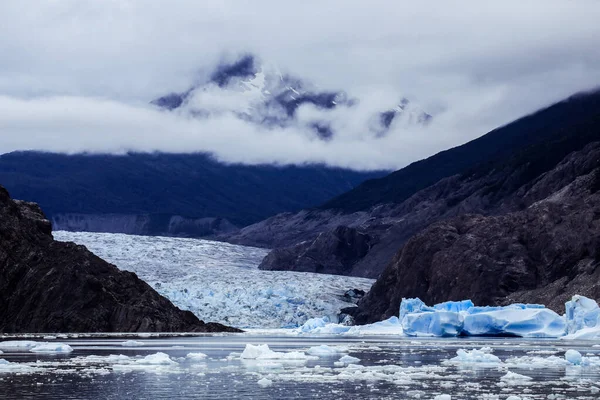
0,186 -> 239,333
225,89 -> 600,279
349,142 -> 600,323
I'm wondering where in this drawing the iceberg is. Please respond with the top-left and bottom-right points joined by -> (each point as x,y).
399,298 -> 566,338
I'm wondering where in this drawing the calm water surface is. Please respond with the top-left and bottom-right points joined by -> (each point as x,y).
1,334 -> 599,399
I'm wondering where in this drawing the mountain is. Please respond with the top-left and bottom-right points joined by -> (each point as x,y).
322,89 -> 600,212
223,89 -> 600,279
349,141 -> 600,323
0,152 -> 385,236
0,185 -> 238,333
151,54 -> 431,139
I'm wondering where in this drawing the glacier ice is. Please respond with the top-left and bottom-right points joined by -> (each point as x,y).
402,310 -> 464,337
400,298 -> 566,338
563,295 -> 600,339
55,231 -> 374,329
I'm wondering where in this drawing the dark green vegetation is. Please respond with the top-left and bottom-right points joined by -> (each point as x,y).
322,89 -> 600,212
0,152 -> 385,227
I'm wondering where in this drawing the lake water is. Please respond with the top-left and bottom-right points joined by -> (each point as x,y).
1,334 -> 599,399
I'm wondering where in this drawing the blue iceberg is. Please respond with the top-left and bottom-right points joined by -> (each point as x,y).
400,298 -> 566,338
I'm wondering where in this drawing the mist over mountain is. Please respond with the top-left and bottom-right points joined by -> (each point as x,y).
151,54 -> 432,141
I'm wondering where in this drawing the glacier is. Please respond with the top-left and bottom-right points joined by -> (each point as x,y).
54,231 -> 374,329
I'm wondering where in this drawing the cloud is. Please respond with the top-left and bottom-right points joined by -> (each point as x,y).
0,0 -> 599,170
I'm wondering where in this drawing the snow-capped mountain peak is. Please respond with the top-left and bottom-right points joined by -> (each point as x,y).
151,55 -> 431,139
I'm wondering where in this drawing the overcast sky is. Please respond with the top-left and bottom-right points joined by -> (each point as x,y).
1,0 -> 599,170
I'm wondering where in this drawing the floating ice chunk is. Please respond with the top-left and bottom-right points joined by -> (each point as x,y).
186,352 -> 208,360
43,336 -> 56,340
506,397 -> 523,400
447,348 -> 502,364
402,310 -> 463,337
240,344 -> 314,360
29,343 -> 73,353
463,306 -> 566,338
338,355 -> 360,364
565,349 -> 583,365
500,371 -> 533,384
83,354 -> 131,363
306,345 -> 348,357
136,352 -> 178,365
433,395 -> 451,400
257,377 -> 273,387
0,341 -> 39,350
121,340 -> 144,347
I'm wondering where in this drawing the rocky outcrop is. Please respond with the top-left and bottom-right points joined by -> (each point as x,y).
349,143 -> 600,323
0,186 -> 239,333
259,226 -> 375,276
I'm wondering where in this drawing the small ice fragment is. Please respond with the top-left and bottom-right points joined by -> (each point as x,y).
306,345 -> 347,357
186,352 -> 208,360
434,395 -> 451,400
565,349 -> 582,365
500,371 -> 533,383
257,377 -> 273,387
121,340 -> 144,347
43,336 -> 56,340
448,348 -> 501,364
136,352 -> 177,365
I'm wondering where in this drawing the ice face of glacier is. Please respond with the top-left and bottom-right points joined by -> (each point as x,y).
399,298 -> 566,338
